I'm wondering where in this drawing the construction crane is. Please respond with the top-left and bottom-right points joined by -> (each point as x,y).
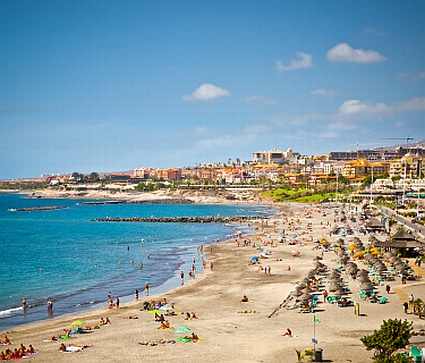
350,142 -> 382,159
381,136 -> 414,147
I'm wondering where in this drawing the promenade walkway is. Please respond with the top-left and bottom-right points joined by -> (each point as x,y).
392,261 -> 425,303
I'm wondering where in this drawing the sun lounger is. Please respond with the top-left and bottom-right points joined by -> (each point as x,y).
410,346 -> 422,363
378,296 -> 388,304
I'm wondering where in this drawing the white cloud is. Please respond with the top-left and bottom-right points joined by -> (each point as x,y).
398,71 -> 425,83
245,95 -> 278,105
310,88 -> 336,97
394,120 -> 405,128
364,27 -> 385,37
326,121 -> 358,131
276,52 -> 313,72
336,96 -> 425,120
183,83 -> 230,101
327,43 -> 386,63
394,97 -> 425,112
318,131 -> 340,138
337,99 -> 390,117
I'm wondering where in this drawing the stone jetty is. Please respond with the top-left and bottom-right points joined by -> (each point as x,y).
92,216 -> 264,223
15,206 -> 67,212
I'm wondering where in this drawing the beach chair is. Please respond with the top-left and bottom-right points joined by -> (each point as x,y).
409,346 -> 422,363
358,292 -> 367,300
326,296 -> 337,304
378,296 -> 388,304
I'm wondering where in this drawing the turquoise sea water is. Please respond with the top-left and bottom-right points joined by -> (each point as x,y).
0,193 -> 271,330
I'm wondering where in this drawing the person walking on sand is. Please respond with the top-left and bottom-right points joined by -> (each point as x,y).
144,281 -> 150,296
409,294 -> 414,310
115,296 -> 120,309
47,300 -> 53,316
403,302 -> 409,314
323,290 -> 328,303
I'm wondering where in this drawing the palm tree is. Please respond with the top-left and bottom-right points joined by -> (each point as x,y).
411,298 -> 424,318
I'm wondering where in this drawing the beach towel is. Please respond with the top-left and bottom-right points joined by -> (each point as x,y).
177,337 -> 191,343
175,327 -> 191,333
62,344 -> 93,353
177,336 -> 203,343
63,346 -> 83,353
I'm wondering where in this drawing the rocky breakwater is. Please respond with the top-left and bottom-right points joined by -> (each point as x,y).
92,215 -> 265,223
14,206 -> 67,212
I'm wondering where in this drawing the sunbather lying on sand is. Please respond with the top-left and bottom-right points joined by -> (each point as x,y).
240,295 -> 249,302
138,338 -> 175,346
1,335 -> 11,345
282,328 -> 292,337
158,320 -> 171,329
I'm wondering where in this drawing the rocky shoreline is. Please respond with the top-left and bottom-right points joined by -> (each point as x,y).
83,198 -> 194,205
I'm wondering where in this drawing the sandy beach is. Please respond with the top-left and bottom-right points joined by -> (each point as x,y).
2,201 -> 425,363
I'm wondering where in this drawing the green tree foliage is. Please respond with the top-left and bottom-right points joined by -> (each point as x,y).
71,172 -> 84,181
361,319 -> 413,362
89,172 -> 99,181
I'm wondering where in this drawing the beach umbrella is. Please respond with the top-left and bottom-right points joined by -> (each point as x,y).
301,287 -> 315,294
71,320 -> 86,327
357,269 -> 369,276
340,256 -> 350,263
293,288 -> 304,297
354,251 -> 365,258
384,252 -> 395,259
329,270 -> 341,278
302,277 -> 313,283
337,250 -> 345,257
346,266 -> 358,274
347,243 -> 357,251
395,263 -> 408,271
359,282 -> 374,290
298,293 -> 313,301
374,263 -> 387,271
330,289 -> 345,297
307,270 -> 317,278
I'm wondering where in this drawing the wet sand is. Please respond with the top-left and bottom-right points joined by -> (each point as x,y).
2,202 -> 425,363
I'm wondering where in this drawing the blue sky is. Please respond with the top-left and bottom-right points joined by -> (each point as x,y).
1,0 -> 425,179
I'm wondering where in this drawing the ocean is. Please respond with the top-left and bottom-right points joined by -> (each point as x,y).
0,193 -> 272,331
